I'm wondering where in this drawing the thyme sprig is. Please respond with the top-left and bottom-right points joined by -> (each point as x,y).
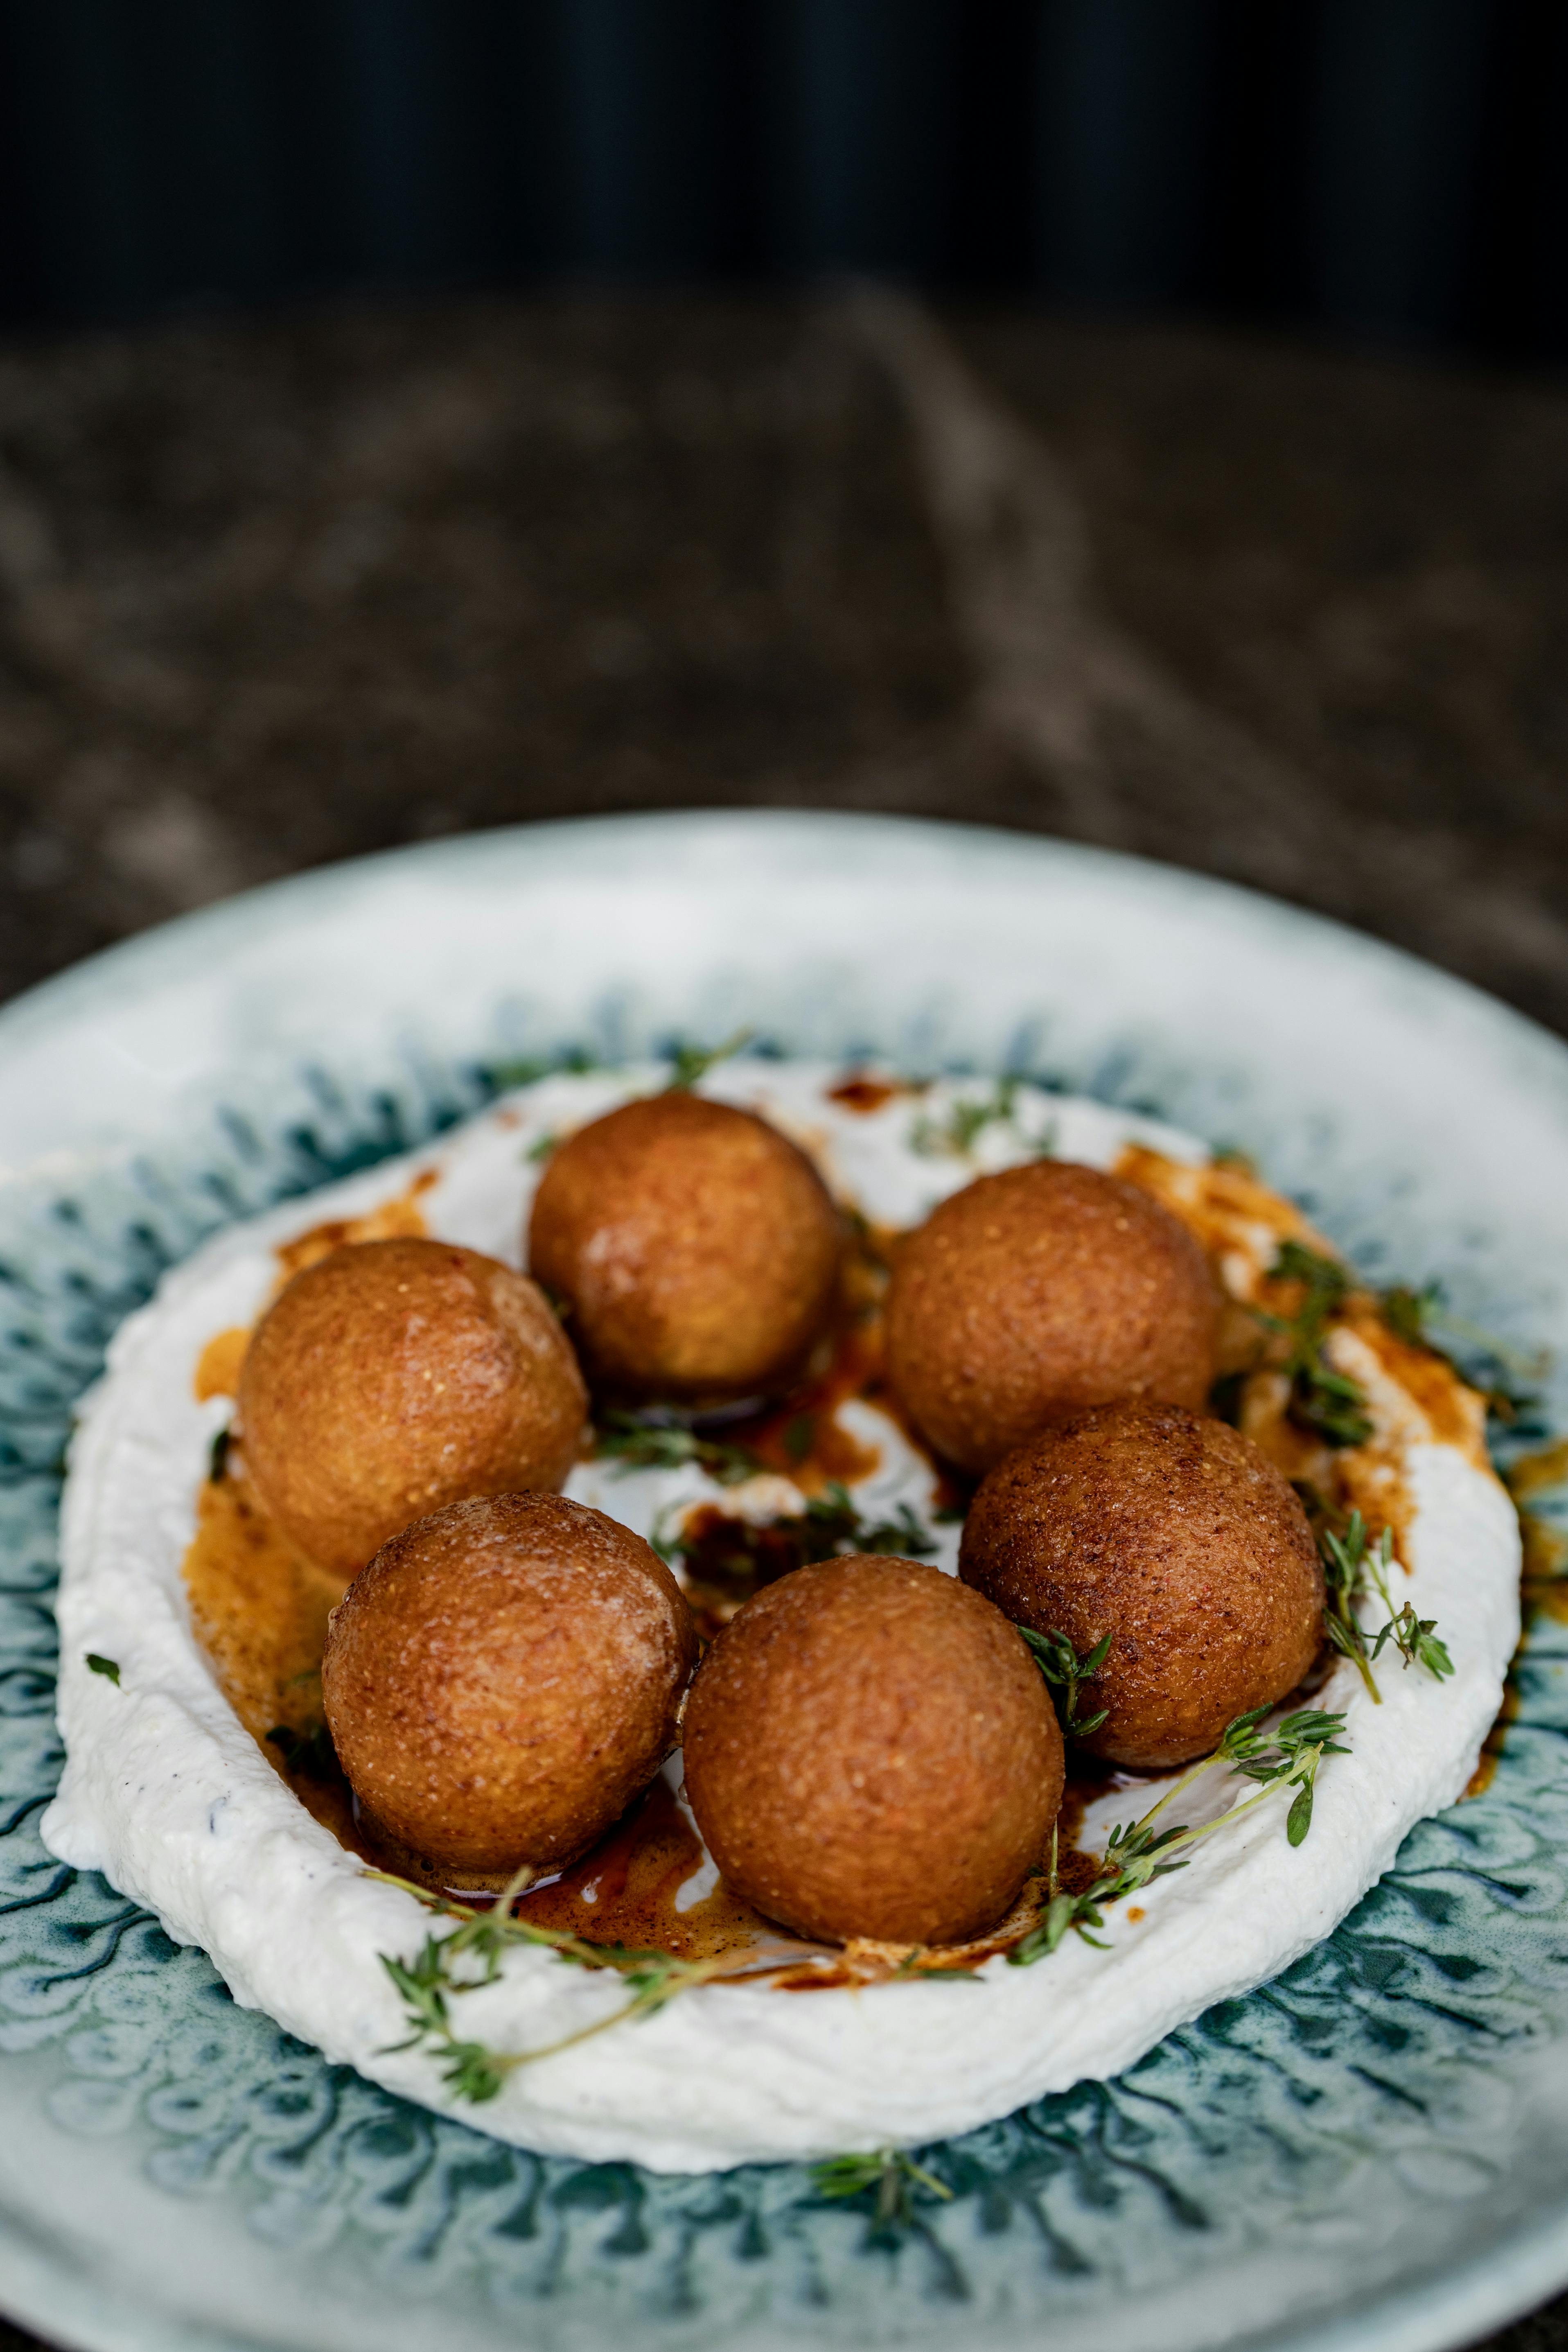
657,1479 -> 939,1592
796,1483 -> 939,1560
1320,1511 -> 1454,1702
1011,1820 -> 1189,1964
266,1721 -> 337,1776
592,1409 -> 763,1487
1223,1704 -> 1353,1843
1261,1240 -> 1374,1448
1018,1626 -> 1112,1738
1008,1704 -> 1350,1965
370,1866 -> 764,2102
1382,1279 -> 1548,1427
1263,1241 -> 1545,1446
909,1078 -> 1056,1162
810,2149 -> 954,2227
665,1028 -> 754,1090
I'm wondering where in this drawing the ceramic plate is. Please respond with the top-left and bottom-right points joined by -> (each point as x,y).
2,808 -> 1567,2352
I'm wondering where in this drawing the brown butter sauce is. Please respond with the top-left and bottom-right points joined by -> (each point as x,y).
508,1778 -> 778,1965
825,1074 -> 905,1115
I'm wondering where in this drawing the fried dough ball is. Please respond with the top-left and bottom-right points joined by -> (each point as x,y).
681,1553 -> 1063,1946
323,1492 -> 697,1883
960,1401 -> 1322,1769
239,1237 -> 587,1578
886,1160 -> 1219,1472
528,1090 -> 843,1405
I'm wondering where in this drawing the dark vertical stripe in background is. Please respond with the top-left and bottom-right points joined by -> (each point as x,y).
0,0 -> 1565,357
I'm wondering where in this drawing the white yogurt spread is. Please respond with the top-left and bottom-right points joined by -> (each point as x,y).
41,1063 -> 1522,2171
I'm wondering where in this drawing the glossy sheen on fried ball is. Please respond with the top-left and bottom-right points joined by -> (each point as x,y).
960,1402 -> 1322,1769
239,1237 -> 587,1578
681,1553 -> 1064,1946
528,1090 -> 843,1404
323,1492 -> 697,1882
886,1160 -> 1220,1473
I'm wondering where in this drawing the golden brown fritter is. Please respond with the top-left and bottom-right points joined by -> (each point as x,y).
960,1401 -> 1323,1768
886,1160 -> 1219,1472
239,1237 -> 587,1578
528,1090 -> 843,1404
681,1553 -> 1063,1945
323,1492 -> 697,1883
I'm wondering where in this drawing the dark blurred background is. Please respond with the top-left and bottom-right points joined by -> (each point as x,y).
2,0 -> 1568,353
4,4 -> 1568,1048
0,12 -> 1567,2352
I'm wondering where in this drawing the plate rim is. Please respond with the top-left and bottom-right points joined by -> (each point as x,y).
1,808 -> 1566,1109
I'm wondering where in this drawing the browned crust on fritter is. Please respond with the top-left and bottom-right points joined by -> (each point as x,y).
884,1160 -> 1220,1474
323,1492 -> 697,1878
528,1092 -> 843,1404
960,1401 -> 1323,1768
239,1237 -> 587,1577
681,1553 -> 1064,1946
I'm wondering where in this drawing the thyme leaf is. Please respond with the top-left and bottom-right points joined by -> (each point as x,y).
208,1424 -> 230,1483
488,1047 -> 600,1093
1017,1626 -> 1112,1738
1379,1280 -> 1442,1350
591,1410 -> 763,1487
659,1481 -> 939,1597
1320,1511 -> 1454,1696
487,1057 -> 551,1091
371,1865 -> 765,2101
1381,1279 -> 1548,1427
85,1653 -> 120,1686
1008,1704 -> 1350,1964
1270,1244 -> 1547,1444
801,1483 -> 939,1560
810,2149 -> 953,2228
266,1721 -> 337,1775
1261,1240 -> 1374,1448
1221,1704 -> 1354,1845
664,1028 -> 754,1090
909,1078 -> 1056,1162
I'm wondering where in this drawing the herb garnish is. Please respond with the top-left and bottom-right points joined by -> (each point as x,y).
664,1028 -> 754,1090
372,1864 -> 767,2101
592,1410 -> 763,1487
810,2149 -> 953,2226
1260,1240 -> 1374,1447
1320,1510 -> 1454,1702
1381,1280 -> 1548,1427
85,1653 -> 120,1686
658,1480 -> 939,1597
1018,1627 -> 1112,1738
1009,1704 -> 1351,1964
208,1425 -> 230,1483
266,1721 -> 337,1775
1258,1236 -> 1548,1449
488,1046 -> 600,1092
909,1078 -> 1056,1162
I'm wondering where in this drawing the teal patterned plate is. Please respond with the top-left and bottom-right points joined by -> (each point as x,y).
2,810 -> 1568,2352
